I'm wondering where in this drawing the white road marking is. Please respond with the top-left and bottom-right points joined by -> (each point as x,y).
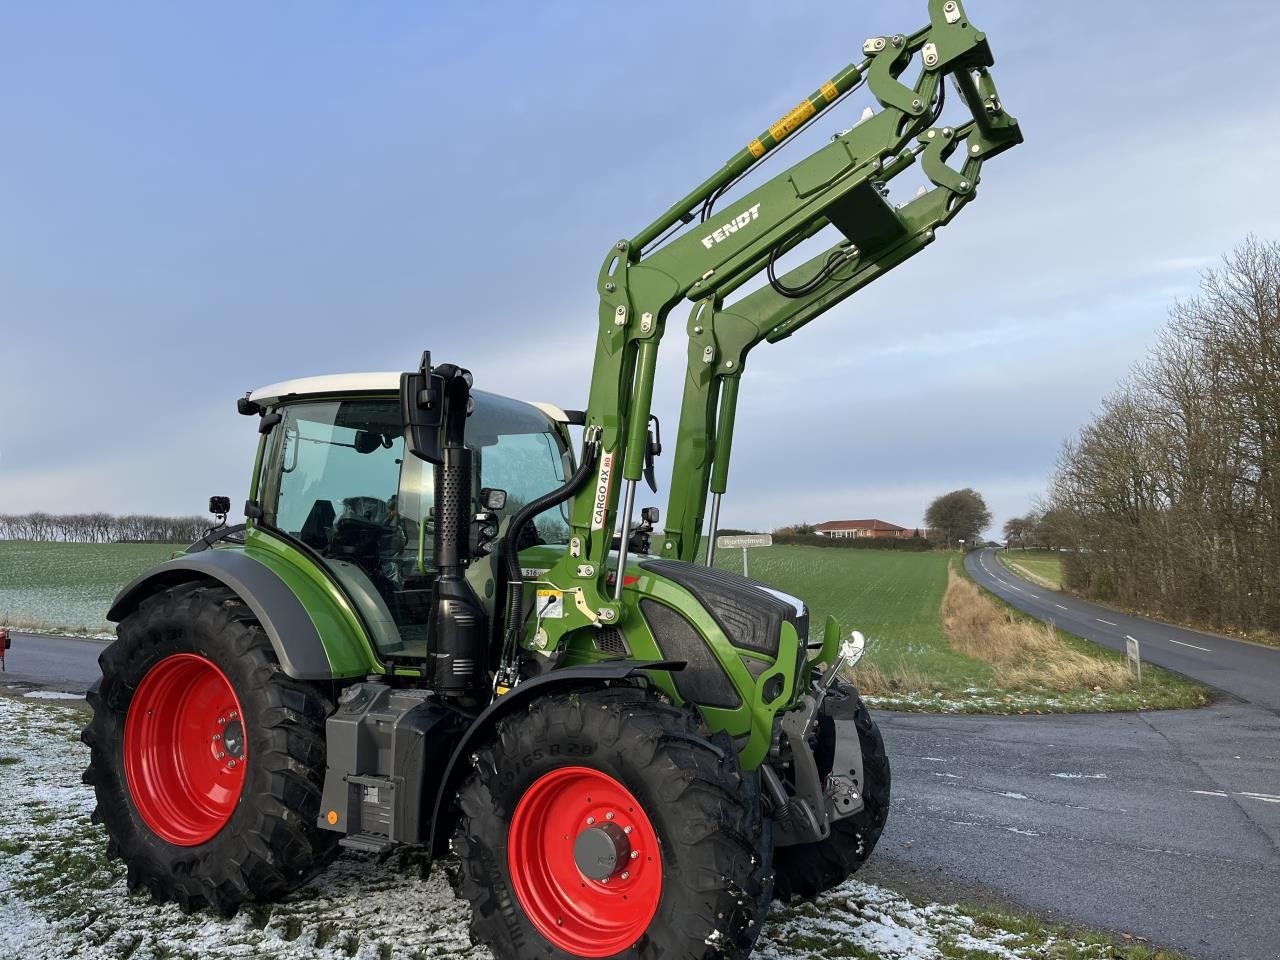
1028,593 -> 1041,599
1190,789 -> 1280,804
1166,637 -> 1212,652
1051,773 -> 1109,780
1005,827 -> 1039,836
997,792 -> 1029,800
1096,618 -> 1119,626
1055,604 -> 1069,611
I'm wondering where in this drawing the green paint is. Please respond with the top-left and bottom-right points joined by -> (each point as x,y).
226,526 -> 382,678
539,0 -> 1022,623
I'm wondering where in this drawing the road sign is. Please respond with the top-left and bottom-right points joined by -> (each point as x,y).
1125,634 -> 1142,684
716,534 -> 773,550
716,534 -> 772,577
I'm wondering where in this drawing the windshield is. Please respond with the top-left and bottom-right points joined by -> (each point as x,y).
258,392 -> 570,655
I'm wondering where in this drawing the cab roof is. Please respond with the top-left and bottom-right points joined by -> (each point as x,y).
248,372 -> 570,423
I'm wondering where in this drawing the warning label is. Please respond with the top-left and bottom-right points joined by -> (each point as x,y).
535,589 -> 565,620
769,99 -> 817,143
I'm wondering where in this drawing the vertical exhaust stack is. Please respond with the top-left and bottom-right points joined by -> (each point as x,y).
401,353 -> 489,700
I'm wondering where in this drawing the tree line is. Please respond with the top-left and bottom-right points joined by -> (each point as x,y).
0,512 -> 211,544
1046,237 -> 1280,636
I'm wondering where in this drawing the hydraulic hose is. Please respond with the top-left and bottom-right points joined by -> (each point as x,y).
500,436 -> 602,648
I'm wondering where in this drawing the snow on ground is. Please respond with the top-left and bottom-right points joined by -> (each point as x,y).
1,695 -> 1135,960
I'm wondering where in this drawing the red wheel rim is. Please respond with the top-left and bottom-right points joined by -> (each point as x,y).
123,653 -> 247,846
507,766 -> 663,957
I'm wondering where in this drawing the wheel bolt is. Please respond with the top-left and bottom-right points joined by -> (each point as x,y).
212,733 -> 221,742
217,716 -> 225,726
624,825 -> 633,834
586,816 -> 595,825
216,751 -> 225,759
621,871 -> 630,880
227,759 -> 237,768
630,851 -> 638,860
600,876 -> 609,884
229,711 -> 238,720
605,811 -> 614,820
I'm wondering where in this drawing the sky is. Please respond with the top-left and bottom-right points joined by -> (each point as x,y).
3,0 -> 1279,538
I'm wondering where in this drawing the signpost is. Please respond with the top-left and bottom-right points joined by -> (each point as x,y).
1125,634 -> 1142,684
716,534 -> 773,577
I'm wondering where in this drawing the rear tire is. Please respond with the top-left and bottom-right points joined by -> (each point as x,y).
82,581 -> 337,914
451,686 -> 773,959
772,682 -> 890,901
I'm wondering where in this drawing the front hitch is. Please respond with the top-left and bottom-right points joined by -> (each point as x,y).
766,626 -> 869,846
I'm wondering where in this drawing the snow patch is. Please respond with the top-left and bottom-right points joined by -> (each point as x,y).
23,691 -> 84,701
1,696 -> 1137,960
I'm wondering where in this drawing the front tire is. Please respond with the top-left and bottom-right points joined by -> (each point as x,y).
452,686 -> 772,959
772,682 -> 890,901
82,582 -> 336,914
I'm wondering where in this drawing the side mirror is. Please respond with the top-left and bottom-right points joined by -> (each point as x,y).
400,351 -> 446,464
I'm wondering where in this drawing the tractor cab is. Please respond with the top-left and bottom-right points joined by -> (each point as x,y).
246,373 -> 574,662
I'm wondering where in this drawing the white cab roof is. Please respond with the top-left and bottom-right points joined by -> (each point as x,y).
248,372 -> 570,423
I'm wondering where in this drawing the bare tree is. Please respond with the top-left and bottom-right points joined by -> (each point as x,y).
1048,237 -> 1280,635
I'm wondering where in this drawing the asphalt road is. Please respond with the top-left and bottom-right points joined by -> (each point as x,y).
967,547 -> 1280,713
856,704 -> 1280,960
846,548 -> 1280,959
2,632 -> 107,693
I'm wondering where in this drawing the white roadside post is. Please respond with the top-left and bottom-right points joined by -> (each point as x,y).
715,533 -> 773,577
1125,634 -> 1142,684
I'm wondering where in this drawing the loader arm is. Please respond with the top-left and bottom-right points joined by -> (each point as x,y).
539,0 -> 1022,646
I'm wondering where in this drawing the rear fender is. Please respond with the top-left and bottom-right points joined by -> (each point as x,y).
107,544 -> 381,680
426,659 -> 683,856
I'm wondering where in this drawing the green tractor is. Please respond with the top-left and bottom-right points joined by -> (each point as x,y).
82,4 -> 1020,957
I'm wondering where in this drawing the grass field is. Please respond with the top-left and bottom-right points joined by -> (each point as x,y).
1,539 -> 1204,712
0,540 -> 179,635
999,550 -> 1064,590
714,545 -> 1204,713
0,694 -> 1185,960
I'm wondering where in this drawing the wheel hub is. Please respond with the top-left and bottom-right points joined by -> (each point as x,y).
573,821 -> 630,881
123,653 -> 247,846
508,766 -> 662,957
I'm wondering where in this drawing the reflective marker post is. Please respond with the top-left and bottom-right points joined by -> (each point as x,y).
715,534 -> 773,577
1125,635 -> 1142,684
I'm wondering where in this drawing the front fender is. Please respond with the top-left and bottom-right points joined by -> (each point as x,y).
426,659 -> 683,855
107,542 -> 381,681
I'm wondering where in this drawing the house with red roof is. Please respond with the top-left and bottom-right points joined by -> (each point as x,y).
813,519 -> 918,540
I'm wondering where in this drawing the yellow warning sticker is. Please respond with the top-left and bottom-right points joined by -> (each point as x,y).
821,80 -> 839,102
748,138 -> 766,159
769,99 -> 817,143
535,589 -> 565,619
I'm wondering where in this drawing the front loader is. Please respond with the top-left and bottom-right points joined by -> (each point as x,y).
82,3 -> 1022,957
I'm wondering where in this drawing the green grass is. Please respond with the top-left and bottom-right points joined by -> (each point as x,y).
713,545 -> 1205,713
1000,549 -> 1063,590
713,546 -> 985,690
0,540 -> 180,634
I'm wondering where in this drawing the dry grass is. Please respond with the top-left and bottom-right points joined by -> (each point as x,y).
941,568 -> 1134,692
846,660 -> 932,697
0,613 -> 113,637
